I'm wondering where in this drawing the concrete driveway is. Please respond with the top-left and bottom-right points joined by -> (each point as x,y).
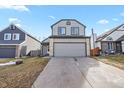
32,57 -> 124,88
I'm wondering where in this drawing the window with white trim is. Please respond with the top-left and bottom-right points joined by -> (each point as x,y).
58,27 -> 66,35
12,33 -> 20,40
4,33 -> 11,40
71,27 -> 79,35
108,42 -> 113,50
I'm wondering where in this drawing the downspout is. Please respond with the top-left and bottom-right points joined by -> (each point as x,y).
92,28 -> 95,49
92,28 -> 95,56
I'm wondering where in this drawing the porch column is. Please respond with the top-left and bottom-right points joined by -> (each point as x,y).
15,45 -> 20,58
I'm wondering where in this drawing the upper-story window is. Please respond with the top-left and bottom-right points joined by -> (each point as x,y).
12,33 -> 20,40
71,27 -> 79,35
58,27 -> 66,35
4,33 -> 11,40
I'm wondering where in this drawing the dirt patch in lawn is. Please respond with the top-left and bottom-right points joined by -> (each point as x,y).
94,55 -> 124,70
0,58 -> 15,63
0,57 -> 49,88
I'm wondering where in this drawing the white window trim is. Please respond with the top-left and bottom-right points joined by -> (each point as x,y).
71,27 -> 79,35
108,42 -> 113,50
12,33 -> 20,40
58,27 -> 66,35
4,33 -> 11,40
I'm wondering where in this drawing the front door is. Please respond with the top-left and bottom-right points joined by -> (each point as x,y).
116,42 -> 122,53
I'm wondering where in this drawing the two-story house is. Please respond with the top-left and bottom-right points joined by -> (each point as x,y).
42,19 -> 90,57
0,24 -> 41,58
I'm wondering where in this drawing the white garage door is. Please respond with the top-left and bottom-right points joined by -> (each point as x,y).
54,43 -> 86,57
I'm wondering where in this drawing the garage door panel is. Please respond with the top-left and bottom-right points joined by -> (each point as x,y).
0,47 -> 16,58
54,43 -> 86,57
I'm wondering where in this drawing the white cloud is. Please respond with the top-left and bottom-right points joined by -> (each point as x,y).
48,16 -> 56,19
104,28 -> 110,32
8,17 -> 21,27
9,18 -> 21,23
0,5 -> 29,12
15,23 -> 21,27
120,12 -> 124,16
97,19 -> 109,24
112,18 -> 119,21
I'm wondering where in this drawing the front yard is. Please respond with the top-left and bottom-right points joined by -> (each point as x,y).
0,57 -> 49,88
94,55 -> 124,70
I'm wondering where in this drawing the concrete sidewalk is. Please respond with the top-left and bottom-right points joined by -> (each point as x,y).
32,57 -> 124,88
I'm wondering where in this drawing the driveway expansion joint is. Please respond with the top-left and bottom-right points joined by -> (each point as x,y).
74,60 -> 93,88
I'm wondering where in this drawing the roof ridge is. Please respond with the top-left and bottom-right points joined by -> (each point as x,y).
51,19 -> 86,28
97,23 -> 124,41
117,34 -> 124,41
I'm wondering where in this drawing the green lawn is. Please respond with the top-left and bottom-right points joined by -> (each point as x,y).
0,57 -> 49,88
94,55 -> 124,70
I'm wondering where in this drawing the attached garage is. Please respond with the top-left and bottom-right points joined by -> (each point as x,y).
54,43 -> 86,57
0,45 -> 16,58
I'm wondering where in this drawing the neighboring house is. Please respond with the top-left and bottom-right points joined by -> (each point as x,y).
116,35 -> 124,53
41,37 -> 49,56
94,24 -> 124,54
42,19 -> 90,57
0,24 -> 41,58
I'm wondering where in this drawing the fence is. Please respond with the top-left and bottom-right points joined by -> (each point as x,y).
30,50 -> 41,57
90,47 -> 100,56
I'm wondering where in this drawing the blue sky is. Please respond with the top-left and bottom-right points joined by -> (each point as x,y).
0,5 -> 124,40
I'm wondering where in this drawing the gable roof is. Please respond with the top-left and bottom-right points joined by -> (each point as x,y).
41,37 -> 49,45
117,35 -> 124,41
51,19 -> 86,28
97,23 -> 124,41
97,28 -> 116,41
0,24 -> 41,43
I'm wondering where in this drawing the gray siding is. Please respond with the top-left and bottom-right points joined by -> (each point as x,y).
0,40 -> 25,44
101,42 -> 116,53
101,42 -> 108,52
52,20 -> 85,36
42,45 -> 49,56
0,25 -> 25,44
0,25 -> 41,57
